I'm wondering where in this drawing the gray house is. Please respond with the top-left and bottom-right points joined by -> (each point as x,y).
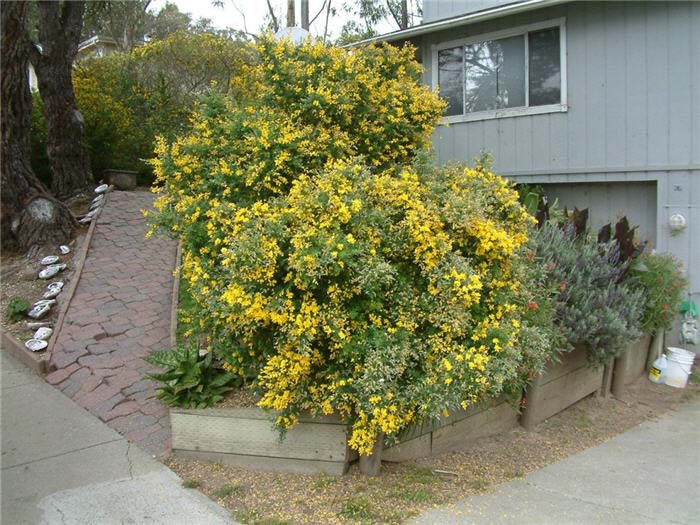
365,0 -> 699,328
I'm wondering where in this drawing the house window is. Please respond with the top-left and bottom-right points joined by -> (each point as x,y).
436,20 -> 565,121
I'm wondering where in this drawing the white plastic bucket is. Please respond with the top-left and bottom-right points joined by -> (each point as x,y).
664,347 -> 696,388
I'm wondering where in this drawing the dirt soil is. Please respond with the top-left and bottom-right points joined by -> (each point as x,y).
0,196 -> 91,346
168,372 -> 700,525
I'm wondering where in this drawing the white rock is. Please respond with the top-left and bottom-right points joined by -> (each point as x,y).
78,216 -> 92,224
27,303 -> 51,319
40,255 -> 59,265
95,184 -> 109,194
59,245 -> 70,255
38,264 -> 65,279
25,339 -> 48,352
43,287 -> 61,299
34,327 -> 53,340
33,299 -> 57,308
47,281 -> 64,290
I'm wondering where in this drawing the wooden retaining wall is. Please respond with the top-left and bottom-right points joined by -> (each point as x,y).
611,335 -> 653,397
171,398 -> 519,473
171,407 -> 357,475
521,345 -> 603,430
383,397 -> 519,462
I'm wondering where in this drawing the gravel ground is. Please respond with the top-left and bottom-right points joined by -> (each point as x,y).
1,216 -> 88,345
168,372 -> 700,524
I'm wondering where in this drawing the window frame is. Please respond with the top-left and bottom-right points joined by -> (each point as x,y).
431,18 -> 567,124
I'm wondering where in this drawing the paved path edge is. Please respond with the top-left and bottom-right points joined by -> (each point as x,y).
45,189 -> 110,370
169,242 -> 182,351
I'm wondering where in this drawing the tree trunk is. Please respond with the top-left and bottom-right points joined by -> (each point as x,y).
1,1 -> 76,252
301,0 -> 309,29
287,0 -> 295,27
31,1 -> 92,200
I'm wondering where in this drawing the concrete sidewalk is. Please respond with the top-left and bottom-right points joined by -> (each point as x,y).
411,395 -> 700,524
1,350 -> 235,524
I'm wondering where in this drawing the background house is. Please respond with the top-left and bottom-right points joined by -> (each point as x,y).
364,0 -> 699,342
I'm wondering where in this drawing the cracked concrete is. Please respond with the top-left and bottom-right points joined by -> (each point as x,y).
409,396 -> 700,524
1,351 -> 234,524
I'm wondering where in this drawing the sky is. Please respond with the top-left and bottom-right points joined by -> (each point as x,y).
149,0 -> 398,40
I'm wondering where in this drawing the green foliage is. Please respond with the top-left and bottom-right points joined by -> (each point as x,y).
629,252 -> 688,334
176,278 -> 199,343
72,62 -> 143,180
517,184 -> 545,217
82,1 -> 217,49
508,244 -> 565,390
145,345 -> 238,409
533,222 -> 646,365
28,31 -> 252,186
6,297 -> 29,322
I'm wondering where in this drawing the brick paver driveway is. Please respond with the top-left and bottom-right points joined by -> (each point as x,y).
47,190 -> 178,457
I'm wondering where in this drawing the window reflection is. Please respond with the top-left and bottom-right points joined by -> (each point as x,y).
438,47 -> 464,116
465,36 -> 525,112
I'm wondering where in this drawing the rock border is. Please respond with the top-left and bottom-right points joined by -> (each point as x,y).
45,189 -> 110,372
1,330 -> 49,375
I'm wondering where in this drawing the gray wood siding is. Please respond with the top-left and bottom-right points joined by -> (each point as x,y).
421,1 -> 699,173
416,1 -> 700,306
423,0 -> 519,23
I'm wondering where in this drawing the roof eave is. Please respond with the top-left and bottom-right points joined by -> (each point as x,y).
346,0 -> 570,47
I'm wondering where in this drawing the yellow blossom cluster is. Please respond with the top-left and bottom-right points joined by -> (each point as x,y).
148,38 -> 536,455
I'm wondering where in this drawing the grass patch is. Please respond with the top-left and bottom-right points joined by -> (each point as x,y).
339,495 -> 376,522
232,508 -> 257,523
575,414 -> 593,429
312,473 -> 336,490
397,489 -> 434,503
401,465 -> 437,485
213,483 -> 243,499
6,297 -> 29,322
181,478 -> 202,489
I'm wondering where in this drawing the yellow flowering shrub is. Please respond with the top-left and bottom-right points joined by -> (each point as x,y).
149,38 -> 538,455
65,31 -> 252,180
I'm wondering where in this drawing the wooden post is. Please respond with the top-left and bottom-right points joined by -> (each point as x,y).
646,331 -> 664,370
609,353 -> 625,398
520,372 -> 544,431
359,433 -> 383,476
598,356 -> 612,398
